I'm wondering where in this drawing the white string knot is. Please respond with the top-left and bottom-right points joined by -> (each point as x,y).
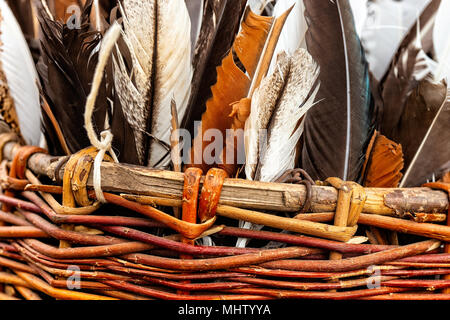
83,23 -> 121,203
91,130 -> 118,203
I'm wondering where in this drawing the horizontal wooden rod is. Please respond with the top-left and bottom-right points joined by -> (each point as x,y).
1,139 -> 448,215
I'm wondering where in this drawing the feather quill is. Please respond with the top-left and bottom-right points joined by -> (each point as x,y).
114,0 -> 192,167
300,0 -> 373,182
0,0 -> 41,146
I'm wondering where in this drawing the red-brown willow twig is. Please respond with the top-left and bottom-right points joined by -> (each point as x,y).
231,267 -> 336,279
360,293 -> 450,300
101,225 -> 318,257
119,246 -> 315,271
0,255 -> 37,274
102,280 -> 272,300
0,226 -> 48,238
220,287 -> 409,300
15,239 -> 123,268
106,265 -> 247,281
381,268 -> 450,277
14,270 -> 117,300
0,192 -> 164,228
382,279 -> 450,289
259,239 -> 440,272
226,275 -> 398,291
218,226 -> 393,254
140,276 -> 254,292
23,238 -> 154,259
17,209 -> 125,246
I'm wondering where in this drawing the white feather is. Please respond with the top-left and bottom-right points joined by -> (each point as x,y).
0,0 -> 41,146
114,0 -> 192,167
349,0 -> 368,36
361,0 -> 430,80
150,0 -> 192,167
237,48 -> 320,248
433,0 -> 450,81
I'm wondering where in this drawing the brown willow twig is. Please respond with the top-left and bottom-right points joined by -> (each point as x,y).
102,280 -> 272,300
0,192 -> 164,228
220,287 -> 409,300
14,270 -> 117,300
259,239 -> 440,272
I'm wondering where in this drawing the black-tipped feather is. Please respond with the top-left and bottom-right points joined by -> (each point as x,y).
36,0 -> 108,155
301,0 -> 373,181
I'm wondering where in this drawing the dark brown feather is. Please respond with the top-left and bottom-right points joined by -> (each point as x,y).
300,0 -> 373,182
36,0 -> 108,155
376,0 -> 442,137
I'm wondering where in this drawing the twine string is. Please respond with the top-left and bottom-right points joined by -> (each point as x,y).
83,23 -> 121,203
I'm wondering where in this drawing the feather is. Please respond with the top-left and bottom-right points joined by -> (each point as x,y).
237,49 -> 320,248
374,0 -> 442,151
246,0 -> 274,15
50,0 -> 80,22
391,77 -> 446,171
245,52 -> 290,180
218,5 -> 293,176
181,0 -> 245,135
36,0 -> 108,155
113,0 -> 193,167
349,0 -> 368,36
360,0 -> 431,80
89,0 -> 109,33
268,0 -> 307,74
0,0 -> 41,146
361,130 -> 404,187
185,0 -> 203,57
187,8 -> 273,172
433,0 -> 450,81
400,84 -> 449,187
300,0 -> 373,182
257,49 -> 319,182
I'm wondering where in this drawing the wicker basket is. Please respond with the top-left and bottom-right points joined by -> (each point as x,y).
0,133 -> 449,301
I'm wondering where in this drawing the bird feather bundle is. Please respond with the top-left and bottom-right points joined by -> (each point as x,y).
360,0 -> 431,80
300,0 -> 373,182
113,0 -> 193,167
0,0 -> 41,146
36,0 -> 108,155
